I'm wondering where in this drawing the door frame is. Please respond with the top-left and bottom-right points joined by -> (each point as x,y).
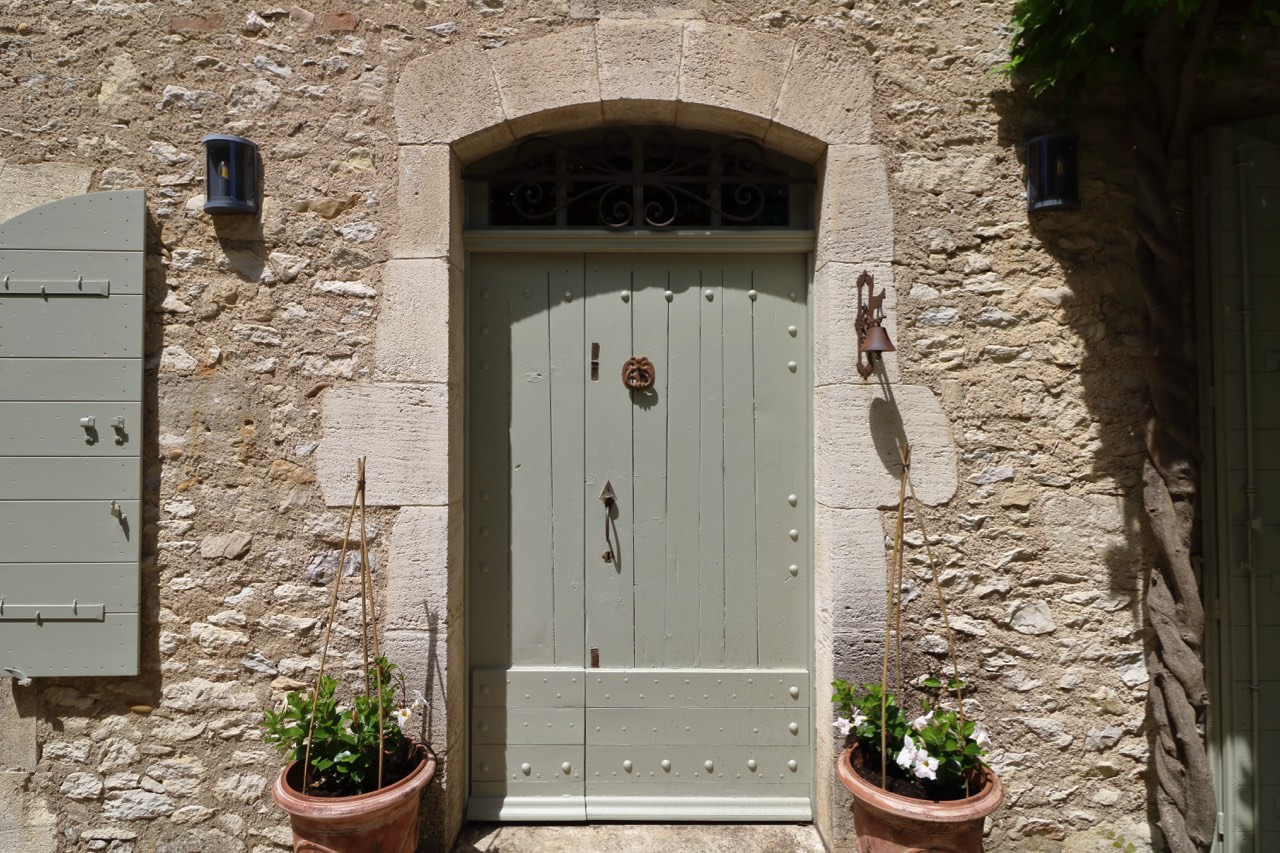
462,230 -> 818,821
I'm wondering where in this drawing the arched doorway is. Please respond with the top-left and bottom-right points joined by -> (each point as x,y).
464,127 -> 816,821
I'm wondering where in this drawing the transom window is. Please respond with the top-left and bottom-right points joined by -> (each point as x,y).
464,127 -> 815,230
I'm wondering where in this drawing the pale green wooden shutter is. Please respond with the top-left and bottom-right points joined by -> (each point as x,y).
0,191 -> 145,679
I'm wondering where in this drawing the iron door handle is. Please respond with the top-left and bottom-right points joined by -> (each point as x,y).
599,481 -> 616,563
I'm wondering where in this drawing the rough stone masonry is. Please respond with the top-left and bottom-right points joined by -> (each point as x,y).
0,0 -> 1231,851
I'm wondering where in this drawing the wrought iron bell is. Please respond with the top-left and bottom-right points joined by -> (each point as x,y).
859,325 -> 895,355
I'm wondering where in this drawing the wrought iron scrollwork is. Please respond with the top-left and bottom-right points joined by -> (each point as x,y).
472,128 -> 808,229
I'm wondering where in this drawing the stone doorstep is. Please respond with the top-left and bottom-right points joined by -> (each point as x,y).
453,823 -> 828,853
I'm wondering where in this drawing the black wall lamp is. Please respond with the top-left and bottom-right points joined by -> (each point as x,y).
855,270 -> 895,380
1026,132 -> 1079,212
202,134 -> 261,216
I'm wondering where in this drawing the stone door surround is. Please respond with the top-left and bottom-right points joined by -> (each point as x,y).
314,18 -> 960,844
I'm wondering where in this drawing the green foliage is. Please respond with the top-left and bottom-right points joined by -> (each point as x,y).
1001,0 -> 1277,106
262,657 -> 416,796
1101,828 -> 1139,852
832,678 -> 990,800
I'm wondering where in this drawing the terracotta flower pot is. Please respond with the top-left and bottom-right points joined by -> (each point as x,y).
836,745 -> 1003,853
271,743 -> 437,853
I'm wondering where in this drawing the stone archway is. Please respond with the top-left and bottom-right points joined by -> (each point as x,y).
313,19 -> 960,848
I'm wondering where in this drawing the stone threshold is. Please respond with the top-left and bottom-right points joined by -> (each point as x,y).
454,823 -> 828,852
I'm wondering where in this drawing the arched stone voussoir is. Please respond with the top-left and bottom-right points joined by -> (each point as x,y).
772,42 -> 874,147
490,27 -> 603,138
395,42 -> 507,147
678,21 -> 794,139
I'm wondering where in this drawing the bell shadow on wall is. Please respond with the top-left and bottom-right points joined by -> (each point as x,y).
868,391 -> 909,478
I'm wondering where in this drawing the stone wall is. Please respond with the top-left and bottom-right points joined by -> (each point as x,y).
0,1 -> 1177,852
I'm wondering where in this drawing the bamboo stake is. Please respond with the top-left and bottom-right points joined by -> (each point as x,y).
356,457 -> 385,790
301,464 -> 363,795
880,443 -> 910,789
897,440 -> 966,730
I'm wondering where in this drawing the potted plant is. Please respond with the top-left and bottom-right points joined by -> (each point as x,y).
262,458 -> 437,852
263,657 -> 436,852
832,679 -> 1001,853
831,441 -> 1002,852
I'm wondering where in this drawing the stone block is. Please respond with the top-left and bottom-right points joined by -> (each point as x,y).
813,261 -> 899,386
832,630 -> 887,687
320,11 -> 358,31
169,15 -> 223,33
817,505 -> 888,632
596,19 -> 683,106
491,29 -> 602,138
601,99 -> 679,126
0,773 -> 55,853
815,384 -> 958,509
772,42 -> 873,146
1043,493 -> 1138,565
0,680 -> 37,772
383,507 -> 452,633
374,259 -> 452,384
393,145 -> 461,263
396,44 -> 506,145
0,162 -> 94,224
317,384 -> 451,507
381,630 -> 449,750
678,22 -> 792,133
817,145 -> 894,265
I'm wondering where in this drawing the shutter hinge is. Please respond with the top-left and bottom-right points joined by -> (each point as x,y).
0,600 -> 106,622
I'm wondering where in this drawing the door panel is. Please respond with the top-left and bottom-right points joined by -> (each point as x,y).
468,252 -> 811,821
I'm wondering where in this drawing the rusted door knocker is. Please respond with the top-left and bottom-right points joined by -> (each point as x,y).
622,356 -> 655,391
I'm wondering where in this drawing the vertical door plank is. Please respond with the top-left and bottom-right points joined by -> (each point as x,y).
630,261 -> 670,666
697,269 -> 726,667
664,268 -> 704,667
752,255 -> 809,667
721,259 -> 760,667
468,255 -> 513,667
548,258 -> 587,666
508,260 -> 556,665
584,255 -> 635,669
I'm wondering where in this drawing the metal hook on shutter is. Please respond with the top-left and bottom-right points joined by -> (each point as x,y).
599,481 -> 616,564
4,667 -> 31,686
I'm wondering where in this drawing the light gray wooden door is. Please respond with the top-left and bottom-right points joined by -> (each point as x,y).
467,252 -> 811,821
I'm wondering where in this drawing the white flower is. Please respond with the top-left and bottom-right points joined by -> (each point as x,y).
394,707 -> 412,729
833,716 -> 853,737
971,722 -> 992,750
896,735 -> 919,771
851,710 -> 868,728
911,710 -> 934,731
911,753 -> 939,781
410,690 -> 425,712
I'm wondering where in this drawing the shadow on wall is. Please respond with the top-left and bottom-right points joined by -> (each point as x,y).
987,43 -> 1280,849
